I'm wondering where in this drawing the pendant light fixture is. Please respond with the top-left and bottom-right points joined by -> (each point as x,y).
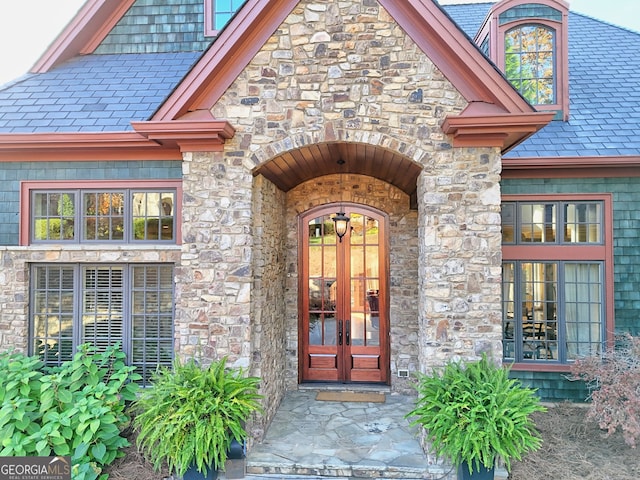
333,158 -> 350,242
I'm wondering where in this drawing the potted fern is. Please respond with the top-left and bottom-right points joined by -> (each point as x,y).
132,357 -> 262,480
406,354 -> 545,480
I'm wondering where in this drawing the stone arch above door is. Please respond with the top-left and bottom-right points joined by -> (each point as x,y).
250,130 -> 426,209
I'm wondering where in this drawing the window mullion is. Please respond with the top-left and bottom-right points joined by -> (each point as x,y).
73,264 -> 83,355
123,265 -> 132,364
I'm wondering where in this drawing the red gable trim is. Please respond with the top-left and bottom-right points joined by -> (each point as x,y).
153,0 -> 299,121
154,0 -> 537,122
379,0 -> 534,114
442,107 -> 555,151
32,0 -> 137,73
132,110 -> 236,152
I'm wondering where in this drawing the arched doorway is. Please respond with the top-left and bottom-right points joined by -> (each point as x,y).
298,203 -> 390,384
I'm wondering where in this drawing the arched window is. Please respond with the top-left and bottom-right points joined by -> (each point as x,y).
475,0 -> 568,120
505,24 -> 555,105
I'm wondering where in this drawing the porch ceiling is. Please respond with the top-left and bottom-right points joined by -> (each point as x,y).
252,142 -> 422,199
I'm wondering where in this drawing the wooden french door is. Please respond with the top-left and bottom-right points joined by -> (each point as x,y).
299,204 -> 389,384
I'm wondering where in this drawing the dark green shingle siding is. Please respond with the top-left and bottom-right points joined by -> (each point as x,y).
0,161 -> 182,246
509,370 -> 589,402
94,0 -> 211,54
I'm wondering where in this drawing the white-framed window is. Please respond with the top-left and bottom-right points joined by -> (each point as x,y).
30,264 -> 174,386
501,196 -> 613,367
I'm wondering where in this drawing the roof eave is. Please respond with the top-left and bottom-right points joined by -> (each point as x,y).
442,110 -> 556,152
0,132 -> 181,161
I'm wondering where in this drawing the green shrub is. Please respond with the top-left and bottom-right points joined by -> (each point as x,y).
406,355 -> 545,474
0,344 -> 140,480
133,357 -> 262,477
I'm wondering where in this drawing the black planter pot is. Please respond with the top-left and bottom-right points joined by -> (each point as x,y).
457,461 -> 495,480
182,464 -> 218,480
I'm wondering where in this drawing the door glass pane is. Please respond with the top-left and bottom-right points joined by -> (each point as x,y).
308,279 -> 323,310
366,246 -> 379,277
350,213 -> 364,245
324,280 -> 337,312
364,216 -> 379,242
351,246 -> 364,279
323,216 -> 336,245
309,313 -> 322,345
323,315 -> 337,345
323,247 -> 337,278
309,247 -> 322,277
351,315 -> 364,346
367,314 -> 380,346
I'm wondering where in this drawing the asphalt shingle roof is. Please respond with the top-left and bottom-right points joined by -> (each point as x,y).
0,53 -> 200,133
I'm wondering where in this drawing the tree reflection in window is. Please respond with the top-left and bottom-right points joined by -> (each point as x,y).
505,24 -> 555,105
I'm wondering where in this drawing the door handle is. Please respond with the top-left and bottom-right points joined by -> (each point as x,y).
338,320 -> 343,346
345,320 -> 350,345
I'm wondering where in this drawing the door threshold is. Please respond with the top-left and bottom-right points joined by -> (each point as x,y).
298,382 -> 391,393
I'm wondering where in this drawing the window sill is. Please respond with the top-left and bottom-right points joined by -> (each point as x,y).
505,362 -> 572,373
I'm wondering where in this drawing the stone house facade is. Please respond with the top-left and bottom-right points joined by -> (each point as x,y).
0,0 -> 639,440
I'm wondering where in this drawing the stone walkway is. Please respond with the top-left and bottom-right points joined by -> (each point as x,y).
234,389 -> 455,480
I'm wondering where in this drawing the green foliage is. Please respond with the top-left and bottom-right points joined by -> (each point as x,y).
406,355 -> 545,474
133,357 -> 262,477
0,344 -> 140,480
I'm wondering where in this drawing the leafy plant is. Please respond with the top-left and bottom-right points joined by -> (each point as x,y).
570,333 -> 640,448
0,344 -> 140,480
406,354 -> 545,475
133,357 -> 262,477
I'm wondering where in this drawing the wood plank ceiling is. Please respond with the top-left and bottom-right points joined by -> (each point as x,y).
253,142 -> 422,206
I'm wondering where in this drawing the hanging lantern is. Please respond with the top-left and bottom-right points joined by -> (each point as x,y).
333,211 -> 350,242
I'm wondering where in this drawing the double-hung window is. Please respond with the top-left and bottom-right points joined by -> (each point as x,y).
501,196 -> 613,368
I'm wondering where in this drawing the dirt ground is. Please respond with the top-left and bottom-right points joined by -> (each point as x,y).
105,403 -> 639,480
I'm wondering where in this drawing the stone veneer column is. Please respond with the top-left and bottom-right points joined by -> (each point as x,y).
176,151 -> 255,368
416,147 -> 503,370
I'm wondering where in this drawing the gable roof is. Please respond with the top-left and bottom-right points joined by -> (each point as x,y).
5,0 -> 638,159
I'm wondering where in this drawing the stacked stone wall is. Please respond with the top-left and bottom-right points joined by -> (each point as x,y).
178,0 -> 502,399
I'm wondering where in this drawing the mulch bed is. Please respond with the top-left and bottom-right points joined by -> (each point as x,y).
509,402 -> 639,480
105,403 -> 639,480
